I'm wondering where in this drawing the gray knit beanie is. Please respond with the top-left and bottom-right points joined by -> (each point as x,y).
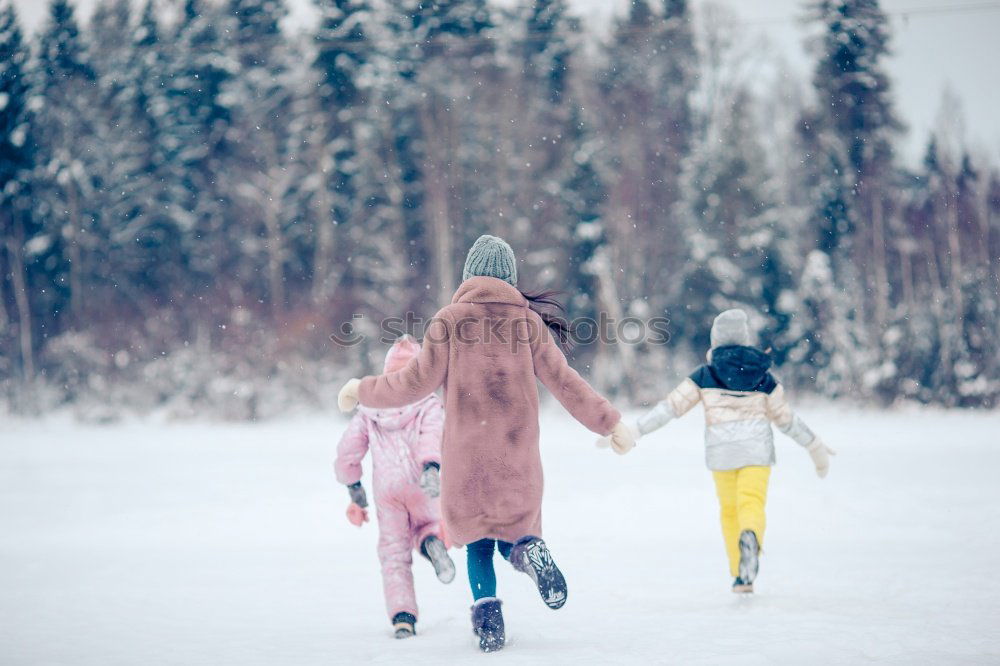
462,235 -> 518,286
710,309 -> 752,348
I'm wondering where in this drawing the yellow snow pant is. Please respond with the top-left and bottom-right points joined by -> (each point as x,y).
712,465 -> 771,577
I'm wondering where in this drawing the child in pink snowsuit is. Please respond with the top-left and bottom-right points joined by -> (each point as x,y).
334,336 -> 455,639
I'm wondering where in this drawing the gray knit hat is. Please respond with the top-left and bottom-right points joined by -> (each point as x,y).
462,235 -> 518,286
710,309 -> 752,348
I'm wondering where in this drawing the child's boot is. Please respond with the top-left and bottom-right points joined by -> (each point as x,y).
732,577 -> 753,594
508,537 -> 567,609
471,597 -> 505,652
421,535 -> 456,584
392,612 -> 416,639
737,529 -> 760,588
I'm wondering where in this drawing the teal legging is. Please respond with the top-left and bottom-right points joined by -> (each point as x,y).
467,538 -> 514,600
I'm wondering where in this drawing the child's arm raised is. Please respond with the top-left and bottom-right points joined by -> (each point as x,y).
765,382 -> 836,478
636,377 -> 701,436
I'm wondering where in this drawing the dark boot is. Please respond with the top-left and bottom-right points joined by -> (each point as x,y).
470,597 -> 505,652
732,577 -> 754,594
391,612 -> 416,639
508,537 -> 567,610
738,529 -> 760,585
420,535 -> 456,584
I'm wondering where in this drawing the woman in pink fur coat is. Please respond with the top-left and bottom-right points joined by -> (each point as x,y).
338,235 -> 636,652
334,336 -> 455,640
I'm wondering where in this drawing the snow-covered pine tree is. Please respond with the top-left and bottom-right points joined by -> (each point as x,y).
656,0 -> 696,191
311,0 -> 409,320
560,108 -> 631,392
903,129 -> 990,406
0,2 -> 37,385
517,0 -> 651,394
675,88 -> 793,359
371,0 -> 431,312
77,0 -> 188,343
86,0 -> 182,322
230,0 -> 285,67
224,0 -> 298,316
31,0 -> 99,329
378,0 -> 496,307
508,0 -> 582,280
520,0 -> 573,110
810,0 -> 899,188
596,0 -> 697,368
953,152 -> 1000,406
795,0 -> 901,396
815,0 -> 900,321
516,0 -> 576,176
158,0 -> 237,327
309,0 -> 372,306
783,126 -> 866,396
784,249 -> 860,397
563,109 -> 606,325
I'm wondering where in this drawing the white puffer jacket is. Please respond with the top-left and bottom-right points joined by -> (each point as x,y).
637,345 -> 817,471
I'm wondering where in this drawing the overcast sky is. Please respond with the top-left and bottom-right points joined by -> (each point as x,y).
11,0 -> 1000,164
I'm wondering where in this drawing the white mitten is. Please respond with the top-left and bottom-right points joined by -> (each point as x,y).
338,378 -> 361,412
596,421 -> 637,455
807,438 -> 836,478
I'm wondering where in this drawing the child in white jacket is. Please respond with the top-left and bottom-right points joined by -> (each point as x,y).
634,309 -> 835,593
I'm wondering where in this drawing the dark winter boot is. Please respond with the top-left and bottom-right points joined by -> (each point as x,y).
738,529 -> 760,586
471,597 -> 505,652
392,612 -> 416,639
420,535 -> 456,584
732,577 -> 754,594
508,537 -> 567,610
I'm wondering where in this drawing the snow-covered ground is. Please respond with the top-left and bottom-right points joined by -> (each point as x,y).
2,404 -> 999,664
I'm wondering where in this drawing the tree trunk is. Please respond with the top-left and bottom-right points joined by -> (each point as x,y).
311,126 -> 336,304
0,241 -> 8,335
591,244 -> 636,400
870,188 -> 890,329
420,102 -> 454,305
66,183 -> 82,324
976,183 -> 994,289
5,218 -> 35,383
898,240 -> 914,308
945,190 -> 965,321
262,171 -> 285,318
924,236 -> 952,381
312,175 -> 335,304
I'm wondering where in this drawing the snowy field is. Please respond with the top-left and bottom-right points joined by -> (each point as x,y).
2,403 -> 999,665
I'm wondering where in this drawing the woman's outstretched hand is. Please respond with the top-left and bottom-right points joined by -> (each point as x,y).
338,378 -> 361,412
596,421 -> 637,455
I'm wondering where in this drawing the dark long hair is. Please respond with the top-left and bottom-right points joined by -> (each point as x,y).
520,289 -> 573,352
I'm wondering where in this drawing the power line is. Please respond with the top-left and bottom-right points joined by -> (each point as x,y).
731,1 -> 1000,27
887,1 -> 1000,17
308,2 -> 1000,48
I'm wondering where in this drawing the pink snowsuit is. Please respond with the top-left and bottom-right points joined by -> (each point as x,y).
334,339 -> 445,621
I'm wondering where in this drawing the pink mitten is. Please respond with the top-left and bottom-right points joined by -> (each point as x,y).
346,503 -> 369,527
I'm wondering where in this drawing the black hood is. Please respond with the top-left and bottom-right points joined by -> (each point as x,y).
709,345 -> 772,391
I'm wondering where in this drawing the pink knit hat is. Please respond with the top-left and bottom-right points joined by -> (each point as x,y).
383,335 -> 421,373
